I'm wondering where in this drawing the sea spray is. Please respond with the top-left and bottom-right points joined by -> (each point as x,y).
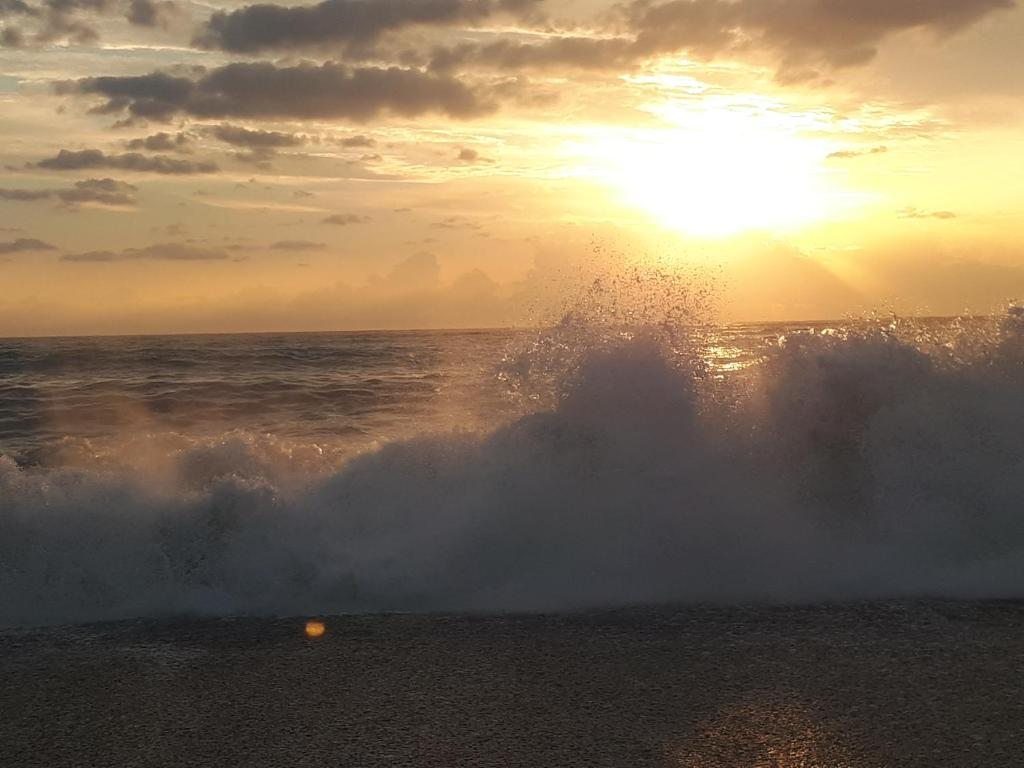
2,295 -> 1024,627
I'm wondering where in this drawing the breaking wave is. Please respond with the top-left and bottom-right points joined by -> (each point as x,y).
3,304 -> 1024,627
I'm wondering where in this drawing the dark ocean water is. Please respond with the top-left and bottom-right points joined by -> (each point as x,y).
2,314 -> 1024,627
0,330 -> 519,461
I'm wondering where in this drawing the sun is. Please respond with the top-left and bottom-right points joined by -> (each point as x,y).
572,106 -> 846,238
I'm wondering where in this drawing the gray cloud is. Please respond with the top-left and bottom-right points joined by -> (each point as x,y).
125,131 -> 191,152
0,26 -> 24,45
338,134 -> 376,148
429,36 -> 634,73
270,240 -> 326,250
33,0 -> 112,44
0,0 -> 37,15
5,0 -> 184,46
194,0 -> 537,53
0,178 -> 137,206
428,0 -> 1014,79
0,237 -> 57,253
126,0 -> 181,27
209,124 -> 306,149
35,149 -> 217,174
629,0 -> 1015,76
62,241 -> 230,262
323,212 -> 371,225
59,62 -> 495,122
456,147 -> 493,163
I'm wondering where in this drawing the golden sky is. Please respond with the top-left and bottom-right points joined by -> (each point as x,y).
1,0 -> 1023,335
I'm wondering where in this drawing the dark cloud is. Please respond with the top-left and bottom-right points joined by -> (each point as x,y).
0,26 -> 25,46
323,212 -> 370,225
194,0 -> 537,53
629,0 -> 1015,76
62,241 -> 230,262
270,240 -> 326,250
34,149 -> 217,174
45,0 -> 109,12
60,62 -> 495,122
0,0 -> 30,46
209,124 -> 306,149
0,178 -> 137,206
126,0 -> 181,27
456,147 -> 493,163
231,150 -> 274,167
0,238 -> 57,253
30,0 -> 113,44
5,0 -> 177,46
428,0 -> 1013,79
37,13 -> 98,43
0,0 -> 37,16
338,134 -> 376,148
125,131 -> 191,152
429,36 -> 634,73
827,145 -> 889,160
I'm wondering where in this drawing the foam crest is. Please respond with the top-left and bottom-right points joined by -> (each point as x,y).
3,308 -> 1024,627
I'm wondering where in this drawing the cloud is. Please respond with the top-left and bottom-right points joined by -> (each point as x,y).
126,0 -> 181,28
456,147 -> 493,163
194,0 -> 537,53
60,62 -> 495,122
431,215 -> 482,229
0,0 -> 36,16
0,178 -> 137,206
34,149 -> 217,174
323,212 -> 371,225
0,238 -> 57,254
270,240 -> 326,250
3,0 -> 180,47
427,0 -> 1013,79
429,36 -> 635,73
371,250 -> 441,292
33,0 -> 112,45
338,134 -> 376,148
208,124 -> 306,149
62,241 -> 230,262
899,207 -> 958,220
0,0 -> 33,47
827,145 -> 889,160
3,0 -> 178,46
0,26 -> 24,46
125,132 -> 191,152
628,0 -> 1015,77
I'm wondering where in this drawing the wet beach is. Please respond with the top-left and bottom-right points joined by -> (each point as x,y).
3,601 -> 1023,767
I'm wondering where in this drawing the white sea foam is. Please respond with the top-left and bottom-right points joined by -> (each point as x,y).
2,305 -> 1024,627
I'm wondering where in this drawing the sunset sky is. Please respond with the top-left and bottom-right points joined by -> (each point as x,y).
1,0 -> 1023,335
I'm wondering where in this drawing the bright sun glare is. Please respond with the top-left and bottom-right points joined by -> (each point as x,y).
575,102 -> 846,238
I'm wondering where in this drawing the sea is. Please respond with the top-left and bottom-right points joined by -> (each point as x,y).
3,313 -> 1024,765
2,312 -> 1024,628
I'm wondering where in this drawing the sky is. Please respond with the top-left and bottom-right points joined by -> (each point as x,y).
1,0 -> 1023,335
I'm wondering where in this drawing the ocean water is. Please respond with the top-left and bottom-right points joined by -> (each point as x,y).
2,309 -> 1024,627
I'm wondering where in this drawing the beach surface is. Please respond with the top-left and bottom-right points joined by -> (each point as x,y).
3,601 -> 1023,767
